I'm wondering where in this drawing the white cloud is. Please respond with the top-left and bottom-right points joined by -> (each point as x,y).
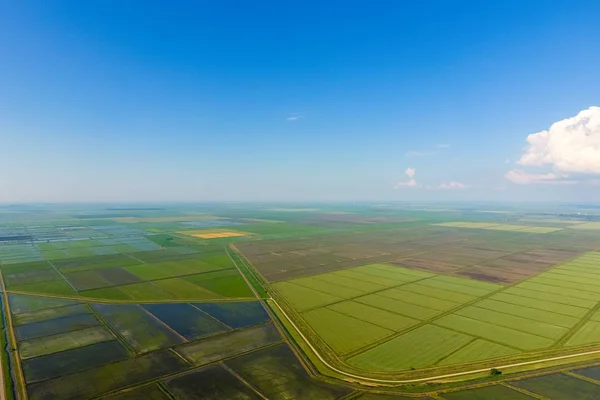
438,181 -> 468,189
505,169 -> 576,185
395,168 -> 419,188
517,106 -> 600,174
286,113 -> 303,121
395,179 -> 418,188
437,143 -> 450,148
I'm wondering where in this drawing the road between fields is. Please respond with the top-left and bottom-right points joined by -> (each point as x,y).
270,298 -> 600,384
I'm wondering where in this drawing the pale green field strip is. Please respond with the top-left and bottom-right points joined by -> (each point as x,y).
565,321 -> 600,347
416,278 -> 493,297
568,222 -> 600,230
347,324 -> 472,371
332,269 -> 403,287
490,292 -> 589,317
437,339 -> 520,366
301,308 -> 393,354
352,265 -> 426,283
547,268 -> 600,281
288,276 -> 366,298
400,282 -> 476,303
311,273 -> 386,292
485,224 -> 530,231
355,294 -> 441,320
367,263 -> 434,279
474,299 -> 579,328
327,301 -> 419,332
514,226 -> 562,233
432,275 -> 503,291
273,282 -> 343,311
377,288 -> 460,311
454,306 -> 568,340
19,326 -> 114,359
528,275 -> 600,294
435,222 -> 501,228
556,265 -> 600,275
588,309 -> 600,323
540,271 -> 600,287
503,287 -> 597,308
435,314 -> 554,350
514,281 -> 600,302
434,222 -> 561,233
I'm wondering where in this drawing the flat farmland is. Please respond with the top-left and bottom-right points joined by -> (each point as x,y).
4,205 -> 600,398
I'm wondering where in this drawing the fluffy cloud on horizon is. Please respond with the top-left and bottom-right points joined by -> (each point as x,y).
507,106 -> 600,184
395,168 -> 418,188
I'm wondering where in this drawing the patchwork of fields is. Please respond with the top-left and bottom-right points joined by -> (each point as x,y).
3,206 -> 600,399
274,252 -> 600,374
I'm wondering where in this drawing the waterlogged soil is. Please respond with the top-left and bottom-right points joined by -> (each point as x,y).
13,303 -> 89,326
194,301 -> 271,329
9,294 -> 78,315
93,304 -> 184,353
225,343 -> 352,400
26,349 -> 189,400
22,340 -> 129,383
103,384 -> 171,400
164,364 -> 260,399
175,323 -> 281,366
142,303 -> 230,340
15,313 -> 100,341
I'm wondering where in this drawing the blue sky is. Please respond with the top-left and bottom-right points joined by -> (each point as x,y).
1,1 -> 599,202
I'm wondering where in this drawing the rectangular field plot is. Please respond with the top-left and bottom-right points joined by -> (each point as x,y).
434,222 -> 561,233
175,323 -> 281,366
327,301 -> 418,332
472,299 -> 579,328
13,303 -> 89,326
64,267 -> 143,291
437,339 -> 519,366
151,278 -> 220,300
489,292 -> 589,318
142,303 -> 230,340
193,301 -> 270,329
54,253 -> 143,272
0,244 -> 43,264
377,287 -> 461,311
354,294 -> 441,320
509,373 -> 600,399
273,281 -> 343,311
441,385 -> 536,400
302,308 -> 393,354
286,276 -> 366,298
19,325 -> 115,359
104,385 -> 171,400
565,321 -> 600,347
15,313 -> 101,341
434,314 -> 554,350
454,306 -> 568,340
184,271 -> 254,298
124,257 -> 230,280
116,282 -> 174,300
10,280 -> 77,296
225,343 -> 352,400
22,340 -> 130,383
348,325 -> 473,371
93,304 -> 184,353
164,364 -> 260,400
26,349 -> 189,400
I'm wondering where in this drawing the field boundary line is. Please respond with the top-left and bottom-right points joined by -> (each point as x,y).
0,272 -> 27,399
